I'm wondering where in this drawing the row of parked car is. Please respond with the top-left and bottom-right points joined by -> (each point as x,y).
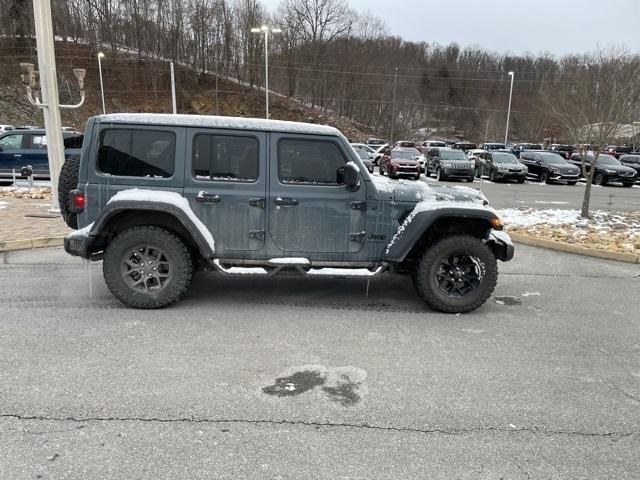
350,138 -> 639,187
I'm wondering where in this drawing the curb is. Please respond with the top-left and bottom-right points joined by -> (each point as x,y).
508,232 -> 640,264
0,236 -> 65,253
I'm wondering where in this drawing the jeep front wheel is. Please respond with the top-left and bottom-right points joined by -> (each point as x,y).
103,226 -> 193,308
413,235 -> 498,313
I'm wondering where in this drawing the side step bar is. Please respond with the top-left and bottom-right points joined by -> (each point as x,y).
212,259 -> 387,278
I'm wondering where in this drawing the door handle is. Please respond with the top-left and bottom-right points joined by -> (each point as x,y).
13,154 -> 22,158
274,197 -> 298,206
196,191 -> 221,203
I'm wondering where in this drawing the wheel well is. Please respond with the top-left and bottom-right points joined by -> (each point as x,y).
400,216 -> 492,271
92,210 -> 201,260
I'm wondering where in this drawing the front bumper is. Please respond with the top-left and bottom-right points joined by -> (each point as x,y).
443,168 -> 475,178
607,172 -> 637,183
496,170 -> 527,180
486,229 -> 514,262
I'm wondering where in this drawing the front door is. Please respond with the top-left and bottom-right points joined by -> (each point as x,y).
0,132 -> 26,175
268,134 -> 367,254
184,128 -> 267,252
23,133 -> 50,176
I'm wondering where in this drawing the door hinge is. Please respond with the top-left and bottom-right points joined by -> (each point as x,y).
249,230 -> 265,241
351,201 -> 367,211
349,231 -> 365,242
249,198 -> 265,208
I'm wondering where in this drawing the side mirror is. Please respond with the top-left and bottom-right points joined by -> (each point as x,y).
537,160 -> 543,165
0,145 -> 4,151
343,162 -> 360,191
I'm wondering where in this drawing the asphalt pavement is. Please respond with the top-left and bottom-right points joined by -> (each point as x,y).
1,246 -> 639,479
420,174 -> 640,211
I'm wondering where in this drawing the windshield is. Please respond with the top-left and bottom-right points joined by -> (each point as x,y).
485,143 -> 505,150
440,150 -> 469,161
392,150 -> 416,160
492,152 -> 518,164
523,144 -> 542,150
540,153 -> 569,165
356,149 -> 369,160
428,141 -> 446,147
621,156 -> 639,164
596,154 -> 620,166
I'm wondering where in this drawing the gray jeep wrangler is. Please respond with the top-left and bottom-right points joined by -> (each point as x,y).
61,113 -> 513,313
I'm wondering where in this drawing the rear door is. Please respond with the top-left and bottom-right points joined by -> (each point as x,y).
184,128 -> 267,252
23,133 -> 50,175
268,134 -> 366,254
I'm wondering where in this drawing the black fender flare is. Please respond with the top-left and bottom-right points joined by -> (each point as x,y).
384,208 -> 499,262
79,200 -> 215,260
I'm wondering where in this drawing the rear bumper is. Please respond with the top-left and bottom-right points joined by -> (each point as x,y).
64,233 -> 94,259
486,229 -> 514,262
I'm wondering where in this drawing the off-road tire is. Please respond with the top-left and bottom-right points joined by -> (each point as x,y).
465,176 -> 474,183
622,182 -> 634,188
103,226 -> 193,309
58,154 -> 81,228
489,170 -> 497,182
517,177 -> 526,183
436,167 -> 445,181
413,235 -> 498,313
567,181 -> 577,186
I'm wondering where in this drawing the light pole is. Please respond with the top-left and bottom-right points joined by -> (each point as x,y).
97,52 -> 106,114
251,25 -> 281,119
390,67 -> 398,144
504,71 -> 514,146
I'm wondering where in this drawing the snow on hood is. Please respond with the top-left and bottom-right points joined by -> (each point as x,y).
369,175 -> 488,205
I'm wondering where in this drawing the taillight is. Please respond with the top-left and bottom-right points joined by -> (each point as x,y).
69,189 -> 86,212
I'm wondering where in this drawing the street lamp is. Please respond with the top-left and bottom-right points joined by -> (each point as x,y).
504,71 -> 514,147
251,25 -> 281,119
97,52 -> 106,114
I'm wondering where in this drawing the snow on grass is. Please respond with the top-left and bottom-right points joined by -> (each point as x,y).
498,207 -> 640,253
0,201 -> 8,210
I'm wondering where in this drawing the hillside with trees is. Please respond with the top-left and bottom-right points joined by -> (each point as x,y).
1,0 -> 638,143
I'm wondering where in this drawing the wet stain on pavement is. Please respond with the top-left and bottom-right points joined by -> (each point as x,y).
262,365 -> 368,406
262,370 -> 326,397
322,377 -> 361,406
495,296 -> 522,306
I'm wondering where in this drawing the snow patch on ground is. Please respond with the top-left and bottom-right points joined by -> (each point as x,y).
108,189 -> 215,253
498,207 -> 640,254
0,201 -> 8,210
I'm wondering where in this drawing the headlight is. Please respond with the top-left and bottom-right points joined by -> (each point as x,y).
522,166 -> 528,173
605,169 -> 616,174
498,166 -> 508,172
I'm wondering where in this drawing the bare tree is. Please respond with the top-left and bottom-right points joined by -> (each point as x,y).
540,49 -> 640,218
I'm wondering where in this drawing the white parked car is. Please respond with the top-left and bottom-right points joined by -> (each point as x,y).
0,125 -> 15,133
350,143 -> 376,159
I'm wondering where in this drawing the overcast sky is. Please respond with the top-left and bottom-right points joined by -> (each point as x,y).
262,0 -> 640,56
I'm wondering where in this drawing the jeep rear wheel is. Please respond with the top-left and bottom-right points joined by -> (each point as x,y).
103,226 -> 193,308
413,235 -> 498,313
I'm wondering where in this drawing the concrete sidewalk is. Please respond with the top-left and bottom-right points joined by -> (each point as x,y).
0,197 -> 70,243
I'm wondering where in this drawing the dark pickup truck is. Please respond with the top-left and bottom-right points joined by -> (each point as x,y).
0,129 -> 83,183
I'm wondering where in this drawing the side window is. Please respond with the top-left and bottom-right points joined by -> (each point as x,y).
193,134 -> 258,182
278,139 -> 346,185
0,134 -> 23,151
30,134 -> 48,149
97,129 -> 175,178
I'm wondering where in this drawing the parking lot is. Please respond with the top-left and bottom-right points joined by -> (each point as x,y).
1,245 -> 638,478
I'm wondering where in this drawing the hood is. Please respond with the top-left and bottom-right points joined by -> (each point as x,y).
604,164 -> 637,173
371,176 -> 488,205
390,158 -> 419,165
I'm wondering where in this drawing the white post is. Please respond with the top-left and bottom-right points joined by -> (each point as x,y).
484,117 -> 490,144
98,52 -> 105,115
264,30 -> 269,119
32,0 -> 65,213
504,71 -> 514,146
170,62 -> 177,114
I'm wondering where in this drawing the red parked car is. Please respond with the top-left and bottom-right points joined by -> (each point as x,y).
380,148 -> 421,179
